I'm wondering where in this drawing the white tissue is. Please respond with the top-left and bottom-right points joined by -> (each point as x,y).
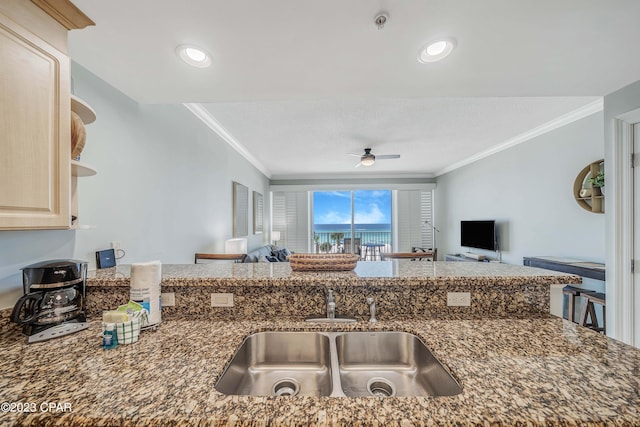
130,260 -> 162,326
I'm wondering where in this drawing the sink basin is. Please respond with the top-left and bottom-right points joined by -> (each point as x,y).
335,331 -> 462,397
214,332 -> 333,396
215,331 -> 461,397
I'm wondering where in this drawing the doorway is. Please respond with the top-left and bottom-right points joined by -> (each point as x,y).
611,110 -> 640,347
634,123 -> 640,345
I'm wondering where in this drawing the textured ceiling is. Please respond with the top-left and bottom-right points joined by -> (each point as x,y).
68,0 -> 640,178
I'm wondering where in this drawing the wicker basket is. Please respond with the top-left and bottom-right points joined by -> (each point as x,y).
288,253 -> 359,271
71,111 -> 87,160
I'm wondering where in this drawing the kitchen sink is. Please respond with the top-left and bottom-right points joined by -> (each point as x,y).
335,331 -> 462,397
214,331 -> 333,396
215,331 -> 461,397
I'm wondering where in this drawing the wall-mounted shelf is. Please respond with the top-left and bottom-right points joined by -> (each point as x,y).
71,160 -> 96,177
71,95 -> 96,124
573,159 -> 604,214
70,97 -> 97,229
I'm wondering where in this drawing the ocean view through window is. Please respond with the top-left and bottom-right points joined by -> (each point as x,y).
313,190 -> 391,259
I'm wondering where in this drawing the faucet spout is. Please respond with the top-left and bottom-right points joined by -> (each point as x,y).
367,297 -> 377,323
326,289 -> 336,319
327,302 -> 336,319
305,288 -> 356,323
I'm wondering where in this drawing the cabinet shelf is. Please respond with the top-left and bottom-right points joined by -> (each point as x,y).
70,223 -> 96,230
71,94 -> 96,124
71,160 -> 96,177
70,96 -> 97,230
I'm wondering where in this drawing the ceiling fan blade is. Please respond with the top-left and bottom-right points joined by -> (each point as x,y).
354,161 -> 363,168
348,153 -> 362,157
376,154 -> 400,160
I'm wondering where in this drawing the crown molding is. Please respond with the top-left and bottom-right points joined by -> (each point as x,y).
436,98 -> 604,176
31,0 -> 95,30
183,103 -> 272,178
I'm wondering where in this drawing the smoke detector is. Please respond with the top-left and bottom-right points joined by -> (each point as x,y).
374,13 -> 388,30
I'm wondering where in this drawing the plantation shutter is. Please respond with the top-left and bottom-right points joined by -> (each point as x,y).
272,191 -> 309,253
396,190 -> 434,252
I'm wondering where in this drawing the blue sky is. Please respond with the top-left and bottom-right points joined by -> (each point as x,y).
313,190 -> 391,224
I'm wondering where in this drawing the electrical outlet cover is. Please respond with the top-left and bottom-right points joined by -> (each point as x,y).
211,293 -> 234,307
161,292 -> 176,307
447,292 -> 471,307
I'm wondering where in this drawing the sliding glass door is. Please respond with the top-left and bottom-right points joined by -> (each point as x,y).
312,190 -> 391,259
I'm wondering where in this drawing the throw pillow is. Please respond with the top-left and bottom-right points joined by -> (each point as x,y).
273,248 -> 291,262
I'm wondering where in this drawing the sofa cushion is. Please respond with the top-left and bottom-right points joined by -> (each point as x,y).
244,245 -> 277,263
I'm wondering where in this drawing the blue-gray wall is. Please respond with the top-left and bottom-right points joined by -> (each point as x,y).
0,64 -> 270,308
435,112 -> 605,316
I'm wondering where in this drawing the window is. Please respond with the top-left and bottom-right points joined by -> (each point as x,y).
313,190 -> 392,259
271,185 -> 435,256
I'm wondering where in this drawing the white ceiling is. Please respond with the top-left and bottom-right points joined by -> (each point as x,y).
68,0 -> 640,179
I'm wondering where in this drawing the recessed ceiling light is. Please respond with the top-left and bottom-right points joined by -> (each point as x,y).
176,44 -> 212,68
417,38 -> 456,63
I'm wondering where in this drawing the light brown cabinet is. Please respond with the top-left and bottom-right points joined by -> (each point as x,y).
0,1 -> 92,230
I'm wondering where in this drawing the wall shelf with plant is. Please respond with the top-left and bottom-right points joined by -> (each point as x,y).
573,159 -> 604,214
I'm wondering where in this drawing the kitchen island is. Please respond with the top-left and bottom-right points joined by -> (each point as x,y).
2,261 -> 638,426
84,261 -> 581,320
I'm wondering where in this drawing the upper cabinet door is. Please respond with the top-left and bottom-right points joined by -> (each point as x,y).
0,12 -> 71,230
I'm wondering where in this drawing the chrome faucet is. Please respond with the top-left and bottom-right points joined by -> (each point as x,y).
326,289 -> 336,319
367,297 -> 377,323
305,288 -> 356,323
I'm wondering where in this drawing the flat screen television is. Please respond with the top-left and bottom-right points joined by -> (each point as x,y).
461,220 -> 496,251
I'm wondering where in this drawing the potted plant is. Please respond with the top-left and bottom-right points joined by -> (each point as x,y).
330,232 -> 344,253
319,242 -> 332,253
588,171 -> 605,196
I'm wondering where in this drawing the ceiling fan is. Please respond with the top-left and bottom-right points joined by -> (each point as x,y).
349,148 -> 400,167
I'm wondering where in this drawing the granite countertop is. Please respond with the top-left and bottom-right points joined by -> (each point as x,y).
1,315 -> 639,426
87,261 -> 582,287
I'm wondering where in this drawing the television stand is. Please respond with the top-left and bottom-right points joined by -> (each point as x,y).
445,254 -> 490,262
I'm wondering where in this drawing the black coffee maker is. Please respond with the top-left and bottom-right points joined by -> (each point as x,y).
11,259 -> 89,343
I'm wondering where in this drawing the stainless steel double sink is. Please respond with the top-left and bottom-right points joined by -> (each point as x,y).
215,331 -> 462,397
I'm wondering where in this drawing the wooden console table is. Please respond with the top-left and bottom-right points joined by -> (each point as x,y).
524,257 -> 606,333
194,253 -> 246,264
381,252 -> 435,261
522,256 -> 605,281
445,254 -> 489,262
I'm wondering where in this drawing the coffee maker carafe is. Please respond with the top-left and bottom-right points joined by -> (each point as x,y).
11,259 -> 89,343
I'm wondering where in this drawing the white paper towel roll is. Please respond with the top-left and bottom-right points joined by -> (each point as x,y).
130,260 -> 162,326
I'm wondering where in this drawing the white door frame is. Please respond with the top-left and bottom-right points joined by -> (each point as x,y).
609,108 -> 640,347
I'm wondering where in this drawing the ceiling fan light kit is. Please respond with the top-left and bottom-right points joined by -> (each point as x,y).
350,148 -> 400,167
361,155 -> 376,166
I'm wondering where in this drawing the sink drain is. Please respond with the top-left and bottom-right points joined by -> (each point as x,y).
367,377 -> 396,397
272,378 -> 300,397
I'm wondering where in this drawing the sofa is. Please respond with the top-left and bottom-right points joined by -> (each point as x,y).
243,245 -> 292,263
